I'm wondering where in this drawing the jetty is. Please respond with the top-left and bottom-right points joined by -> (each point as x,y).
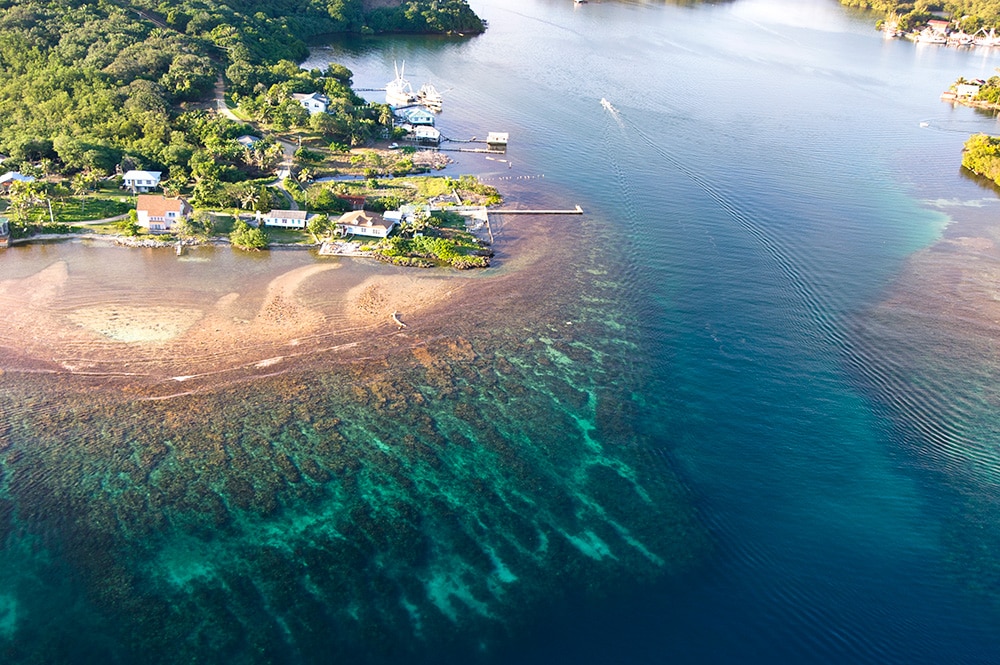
492,205 -> 583,215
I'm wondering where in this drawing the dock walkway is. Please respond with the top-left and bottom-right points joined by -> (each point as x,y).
491,205 -> 583,215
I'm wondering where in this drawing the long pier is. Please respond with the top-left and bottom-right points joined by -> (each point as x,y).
491,205 -> 584,215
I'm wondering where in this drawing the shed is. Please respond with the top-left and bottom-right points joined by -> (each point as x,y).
487,132 -> 509,151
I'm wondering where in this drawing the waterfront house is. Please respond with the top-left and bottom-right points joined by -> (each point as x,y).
0,171 -> 35,190
260,209 -> 308,229
927,19 -> 950,36
136,195 -> 192,232
413,126 -> 441,146
336,210 -> 397,237
123,170 -> 162,193
956,83 -> 981,98
292,92 -> 330,115
487,132 -> 509,151
397,107 -> 436,126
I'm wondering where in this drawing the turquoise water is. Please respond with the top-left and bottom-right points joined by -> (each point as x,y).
5,0 -> 1000,662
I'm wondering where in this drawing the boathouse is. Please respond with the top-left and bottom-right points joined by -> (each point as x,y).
487,132 -> 509,151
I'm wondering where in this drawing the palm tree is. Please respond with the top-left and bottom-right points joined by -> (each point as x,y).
239,185 -> 259,210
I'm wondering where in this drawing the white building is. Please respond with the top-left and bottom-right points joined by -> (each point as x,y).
0,171 -> 35,190
136,195 -> 192,232
123,170 -> 162,193
292,92 -> 331,115
336,210 -> 397,237
261,209 -> 308,229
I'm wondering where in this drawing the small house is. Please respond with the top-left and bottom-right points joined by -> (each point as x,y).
261,209 -> 308,229
339,194 -> 367,210
236,135 -> 261,148
413,126 -> 441,146
927,19 -> 950,36
136,195 -> 192,232
336,210 -> 397,238
0,171 -> 35,190
487,132 -> 509,151
956,83 -> 980,98
398,107 -> 436,126
123,170 -> 162,193
292,92 -> 331,115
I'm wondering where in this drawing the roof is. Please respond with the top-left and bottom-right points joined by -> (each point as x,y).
236,135 -> 261,147
136,194 -> 190,217
0,171 -> 35,185
487,132 -> 509,144
292,92 -> 330,104
264,209 -> 307,220
337,210 -> 394,230
123,170 -> 162,181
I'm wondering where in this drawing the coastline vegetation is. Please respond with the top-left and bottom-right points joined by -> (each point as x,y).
0,0 -> 483,212
961,133 -> 1000,184
843,1 -> 1000,31
367,211 -> 493,270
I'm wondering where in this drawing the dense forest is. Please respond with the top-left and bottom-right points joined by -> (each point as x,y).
0,0 -> 484,185
841,1 -> 1000,31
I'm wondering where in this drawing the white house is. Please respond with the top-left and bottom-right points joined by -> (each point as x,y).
0,171 -> 35,190
956,83 -> 981,98
292,92 -> 331,115
413,126 -> 441,145
260,209 -> 308,229
236,135 -> 261,148
123,170 -> 162,193
336,210 -> 397,238
136,195 -> 192,232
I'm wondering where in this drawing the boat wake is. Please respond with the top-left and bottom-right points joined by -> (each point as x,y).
601,98 -> 623,128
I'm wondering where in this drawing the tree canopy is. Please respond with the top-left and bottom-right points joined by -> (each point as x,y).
843,1 -> 1000,31
0,0 -> 484,182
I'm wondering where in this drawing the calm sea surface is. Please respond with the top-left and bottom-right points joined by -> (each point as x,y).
4,0 -> 1000,662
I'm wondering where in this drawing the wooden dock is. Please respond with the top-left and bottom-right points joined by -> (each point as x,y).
491,205 -> 583,215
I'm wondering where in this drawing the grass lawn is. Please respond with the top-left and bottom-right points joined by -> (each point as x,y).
25,197 -> 131,225
265,227 -> 312,244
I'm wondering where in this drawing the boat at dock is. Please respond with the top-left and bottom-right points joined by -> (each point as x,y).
386,62 -> 444,110
386,61 -> 417,107
416,83 -> 443,110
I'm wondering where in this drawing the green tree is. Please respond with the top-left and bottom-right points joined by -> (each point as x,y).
116,210 -> 141,236
307,212 -> 331,241
230,218 -> 268,250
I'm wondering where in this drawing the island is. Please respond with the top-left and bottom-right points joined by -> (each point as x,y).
0,0 -> 498,266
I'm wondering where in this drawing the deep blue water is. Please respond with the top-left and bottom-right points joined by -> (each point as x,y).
307,0 -> 1000,662
4,0 -> 1000,663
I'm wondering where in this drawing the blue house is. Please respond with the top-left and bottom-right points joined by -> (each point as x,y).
398,107 -> 436,126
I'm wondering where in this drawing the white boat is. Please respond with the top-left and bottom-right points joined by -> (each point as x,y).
415,83 -> 443,110
386,61 -> 416,107
918,29 -> 947,44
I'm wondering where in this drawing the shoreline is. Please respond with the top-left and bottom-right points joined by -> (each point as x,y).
0,188 -> 575,395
